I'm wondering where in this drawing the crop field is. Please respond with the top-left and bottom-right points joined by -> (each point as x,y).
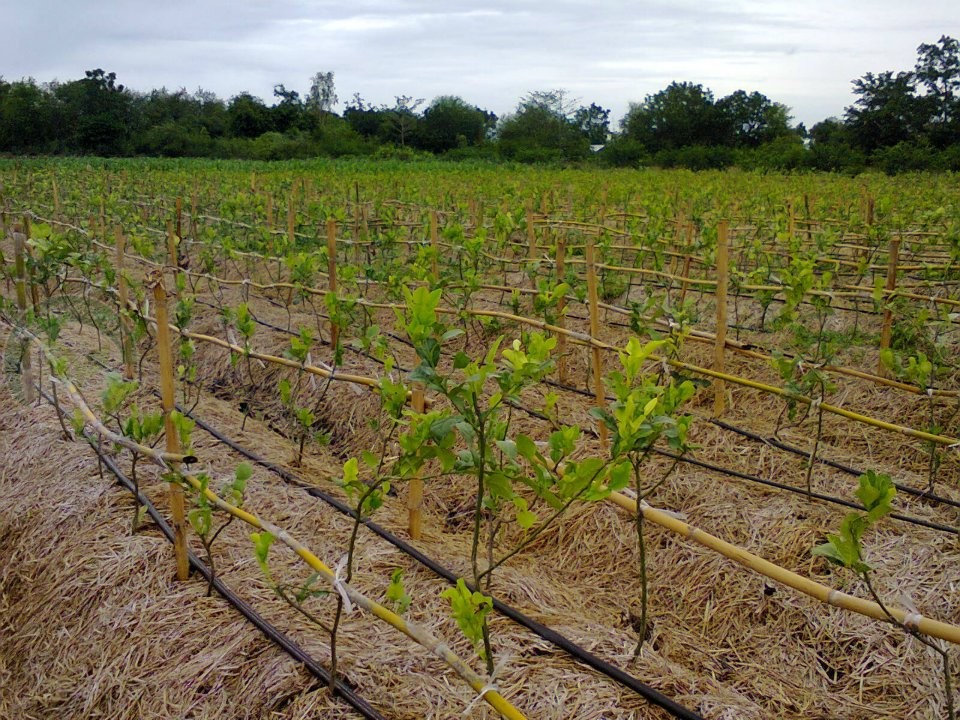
1,158 -> 959,719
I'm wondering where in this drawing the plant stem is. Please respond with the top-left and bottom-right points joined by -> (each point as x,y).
863,573 -> 955,720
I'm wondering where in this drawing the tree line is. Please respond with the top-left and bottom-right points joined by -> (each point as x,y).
0,36 -> 957,172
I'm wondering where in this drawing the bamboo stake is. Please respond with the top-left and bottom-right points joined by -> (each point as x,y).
153,277 -> 191,581
526,201 -> 537,291
326,218 -> 339,351
287,193 -> 296,248
21,216 -> 40,313
605,492 -> 960,646
190,193 -> 198,239
585,237 -> 608,449
52,175 -> 61,221
678,223 -> 694,306
555,229 -> 568,385
13,225 -> 35,405
878,237 -> 901,376
38,373 -> 526,719
175,197 -> 183,241
429,210 -> 439,282
407,386 -> 426,539
114,226 -> 135,380
165,219 -> 178,268
713,221 -> 729,416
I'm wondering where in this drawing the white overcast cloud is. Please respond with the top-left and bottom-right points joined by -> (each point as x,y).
1,0 -> 956,128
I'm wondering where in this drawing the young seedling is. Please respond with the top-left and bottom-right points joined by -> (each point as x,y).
188,463 -> 250,596
813,471 -> 955,720
277,327 -> 332,466
592,337 -> 697,657
394,286 -> 635,674
223,302 -> 256,430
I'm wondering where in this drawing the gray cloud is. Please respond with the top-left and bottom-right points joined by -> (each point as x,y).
1,0 -> 956,127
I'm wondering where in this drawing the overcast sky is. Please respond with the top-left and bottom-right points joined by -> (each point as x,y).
1,1 -> 956,128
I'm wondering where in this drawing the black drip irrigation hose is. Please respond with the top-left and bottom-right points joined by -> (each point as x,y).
36,389 -> 387,720
654,447 -> 959,535
539,376 -> 960,514
708,417 -> 960,512
101,453 -> 386,719
505,399 -> 959,536
180,405 -> 704,720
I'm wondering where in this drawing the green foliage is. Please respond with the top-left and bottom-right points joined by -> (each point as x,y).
100,372 -> 138,416
812,471 -> 895,573
251,531 -> 276,578
441,579 -> 493,658
385,569 -> 412,614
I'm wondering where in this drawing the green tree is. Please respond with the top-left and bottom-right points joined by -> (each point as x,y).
621,81 -> 724,151
807,118 -> 865,172
54,69 -> 134,155
497,90 -> 588,162
573,103 -> 611,144
914,35 -> 960,146
227,92 -> 274,139
0,78 -> 58,152
716,90 -> 793,147
415,95 -> 494,152
344,94 -> 387,138
271,84 -> 305,134
844,71 -> 923,152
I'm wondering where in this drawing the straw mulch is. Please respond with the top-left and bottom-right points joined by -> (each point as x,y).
1,274 -> 959,720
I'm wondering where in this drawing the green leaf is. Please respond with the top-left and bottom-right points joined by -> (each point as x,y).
251,531 -> 275,576
386,568 -> 412,614
855,470 -> 895,522
235,463 -> 253,483
441,579 -> 493,657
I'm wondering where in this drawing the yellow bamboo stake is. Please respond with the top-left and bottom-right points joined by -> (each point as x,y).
165,219 -> 178,268
878,237 -> 901,376
326,218 -> 339,351
287,193 -> 296,248
105,242 -> 960,446
153,277 -> 191,581
555,229 -> 568,385
22,216 -> 40,313
407,386 -> 426,539
526,201 -> 537,292
12,224 -> 35,405
190,193 -> 198,239
527,201 -> 537,262
585,237 -> 608,450
713,221 -> 729,416
38,371 -> 525,719
606,491 -> 960,646
678,223 -> 694,306
175,197 -> 183,241
52,175 -> 61,221
114,226 -> 135,380
429,210 -> 439,282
